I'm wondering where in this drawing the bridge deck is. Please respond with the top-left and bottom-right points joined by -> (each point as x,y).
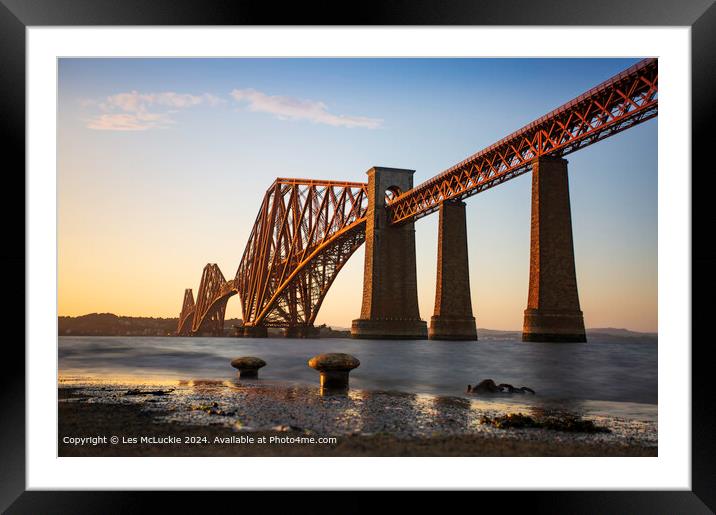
386,58 -> 658,224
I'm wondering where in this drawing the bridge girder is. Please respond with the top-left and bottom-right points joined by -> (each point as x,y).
387,58 -> 658,224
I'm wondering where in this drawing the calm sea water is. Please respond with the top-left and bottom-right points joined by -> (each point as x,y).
59,334 -> 657,419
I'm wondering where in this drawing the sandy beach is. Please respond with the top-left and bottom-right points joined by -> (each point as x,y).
58,380 -> 657,457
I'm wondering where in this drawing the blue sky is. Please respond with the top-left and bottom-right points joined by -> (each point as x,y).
58,58 -> 657,331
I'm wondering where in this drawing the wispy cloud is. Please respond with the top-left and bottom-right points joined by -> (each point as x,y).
83,88 -> 383,131
84,91 -> 224,131
86,112 -> 174,131
230,88 -> 382,129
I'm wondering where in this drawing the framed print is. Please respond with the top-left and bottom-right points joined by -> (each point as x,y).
2,0 -> 715,511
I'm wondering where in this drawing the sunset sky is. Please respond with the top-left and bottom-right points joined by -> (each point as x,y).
58,58 -> 657,332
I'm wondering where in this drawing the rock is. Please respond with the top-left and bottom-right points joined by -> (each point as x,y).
271,424 -> 303,432
233,420 -> 257,432
191,402 -> 235,416
230,356 -> 267,379
472,379 -> 499,393
125,388 -> 173,396
308,353 -> 360,390
468,379 -> 536,395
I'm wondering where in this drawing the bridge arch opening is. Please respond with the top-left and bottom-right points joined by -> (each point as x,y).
384,185 -> 402,204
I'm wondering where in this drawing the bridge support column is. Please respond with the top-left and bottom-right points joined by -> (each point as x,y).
522,157 -> 586,342
429,200 -> 477,341
352,167 -> 427,340
242,325 -> 268,338
283,325 -> 319,338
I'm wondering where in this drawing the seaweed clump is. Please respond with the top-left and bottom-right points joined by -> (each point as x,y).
481,413 -> 610,433
191,402 -> 235,417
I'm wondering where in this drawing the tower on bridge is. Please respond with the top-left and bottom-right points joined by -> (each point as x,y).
429,200 -> 478,340
351,167 -> 428,339
523,157 -> 586,342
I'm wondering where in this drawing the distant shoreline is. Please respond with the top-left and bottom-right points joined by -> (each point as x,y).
58,313 -> 657,339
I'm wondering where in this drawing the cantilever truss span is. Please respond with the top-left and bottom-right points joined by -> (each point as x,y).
176,288 -> 195,335
177,264 -> 237,336
236,179 -> 368,328
176,179 -> 368,335
176,58 -> 658,336
387,58 -> 658,224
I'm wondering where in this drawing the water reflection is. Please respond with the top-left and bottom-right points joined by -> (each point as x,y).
319,384 -> 349,397
336,389 -> 364,434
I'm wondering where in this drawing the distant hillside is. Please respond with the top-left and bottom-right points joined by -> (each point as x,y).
58,313 -> 348,338
58,313 -> 243,337
477,327 -> 657,342
587,327 -> 657,338
585,328 -> 657,342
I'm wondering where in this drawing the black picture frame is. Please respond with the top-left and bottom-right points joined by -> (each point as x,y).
2,0 -> 714,512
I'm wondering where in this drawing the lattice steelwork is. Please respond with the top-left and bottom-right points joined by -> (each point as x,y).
235,179 -> 368,328
387,58 -> 658,224
176,288 -> 195,336
190,263 -> 237,335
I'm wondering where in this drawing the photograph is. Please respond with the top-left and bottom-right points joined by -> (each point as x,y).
56,56 -> 659,458
3,0 -> 712,507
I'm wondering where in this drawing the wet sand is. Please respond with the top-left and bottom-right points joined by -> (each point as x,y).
58,382 -> 657,457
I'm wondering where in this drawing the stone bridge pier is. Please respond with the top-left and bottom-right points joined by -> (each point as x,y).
283,325 -> 319,338
429,200 -> 478,340
350,159 -> 586,343
522,157 -> 586,342
351,167 -> 428,339
241,325 -> 268,338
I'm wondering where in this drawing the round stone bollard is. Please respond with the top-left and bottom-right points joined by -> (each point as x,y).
230,357 -> 267,379
307,353 -> 360,391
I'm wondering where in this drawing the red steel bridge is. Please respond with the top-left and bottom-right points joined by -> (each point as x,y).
177,58 -> 657,339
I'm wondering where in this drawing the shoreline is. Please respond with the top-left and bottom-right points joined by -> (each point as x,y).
58,381 -> 657,457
